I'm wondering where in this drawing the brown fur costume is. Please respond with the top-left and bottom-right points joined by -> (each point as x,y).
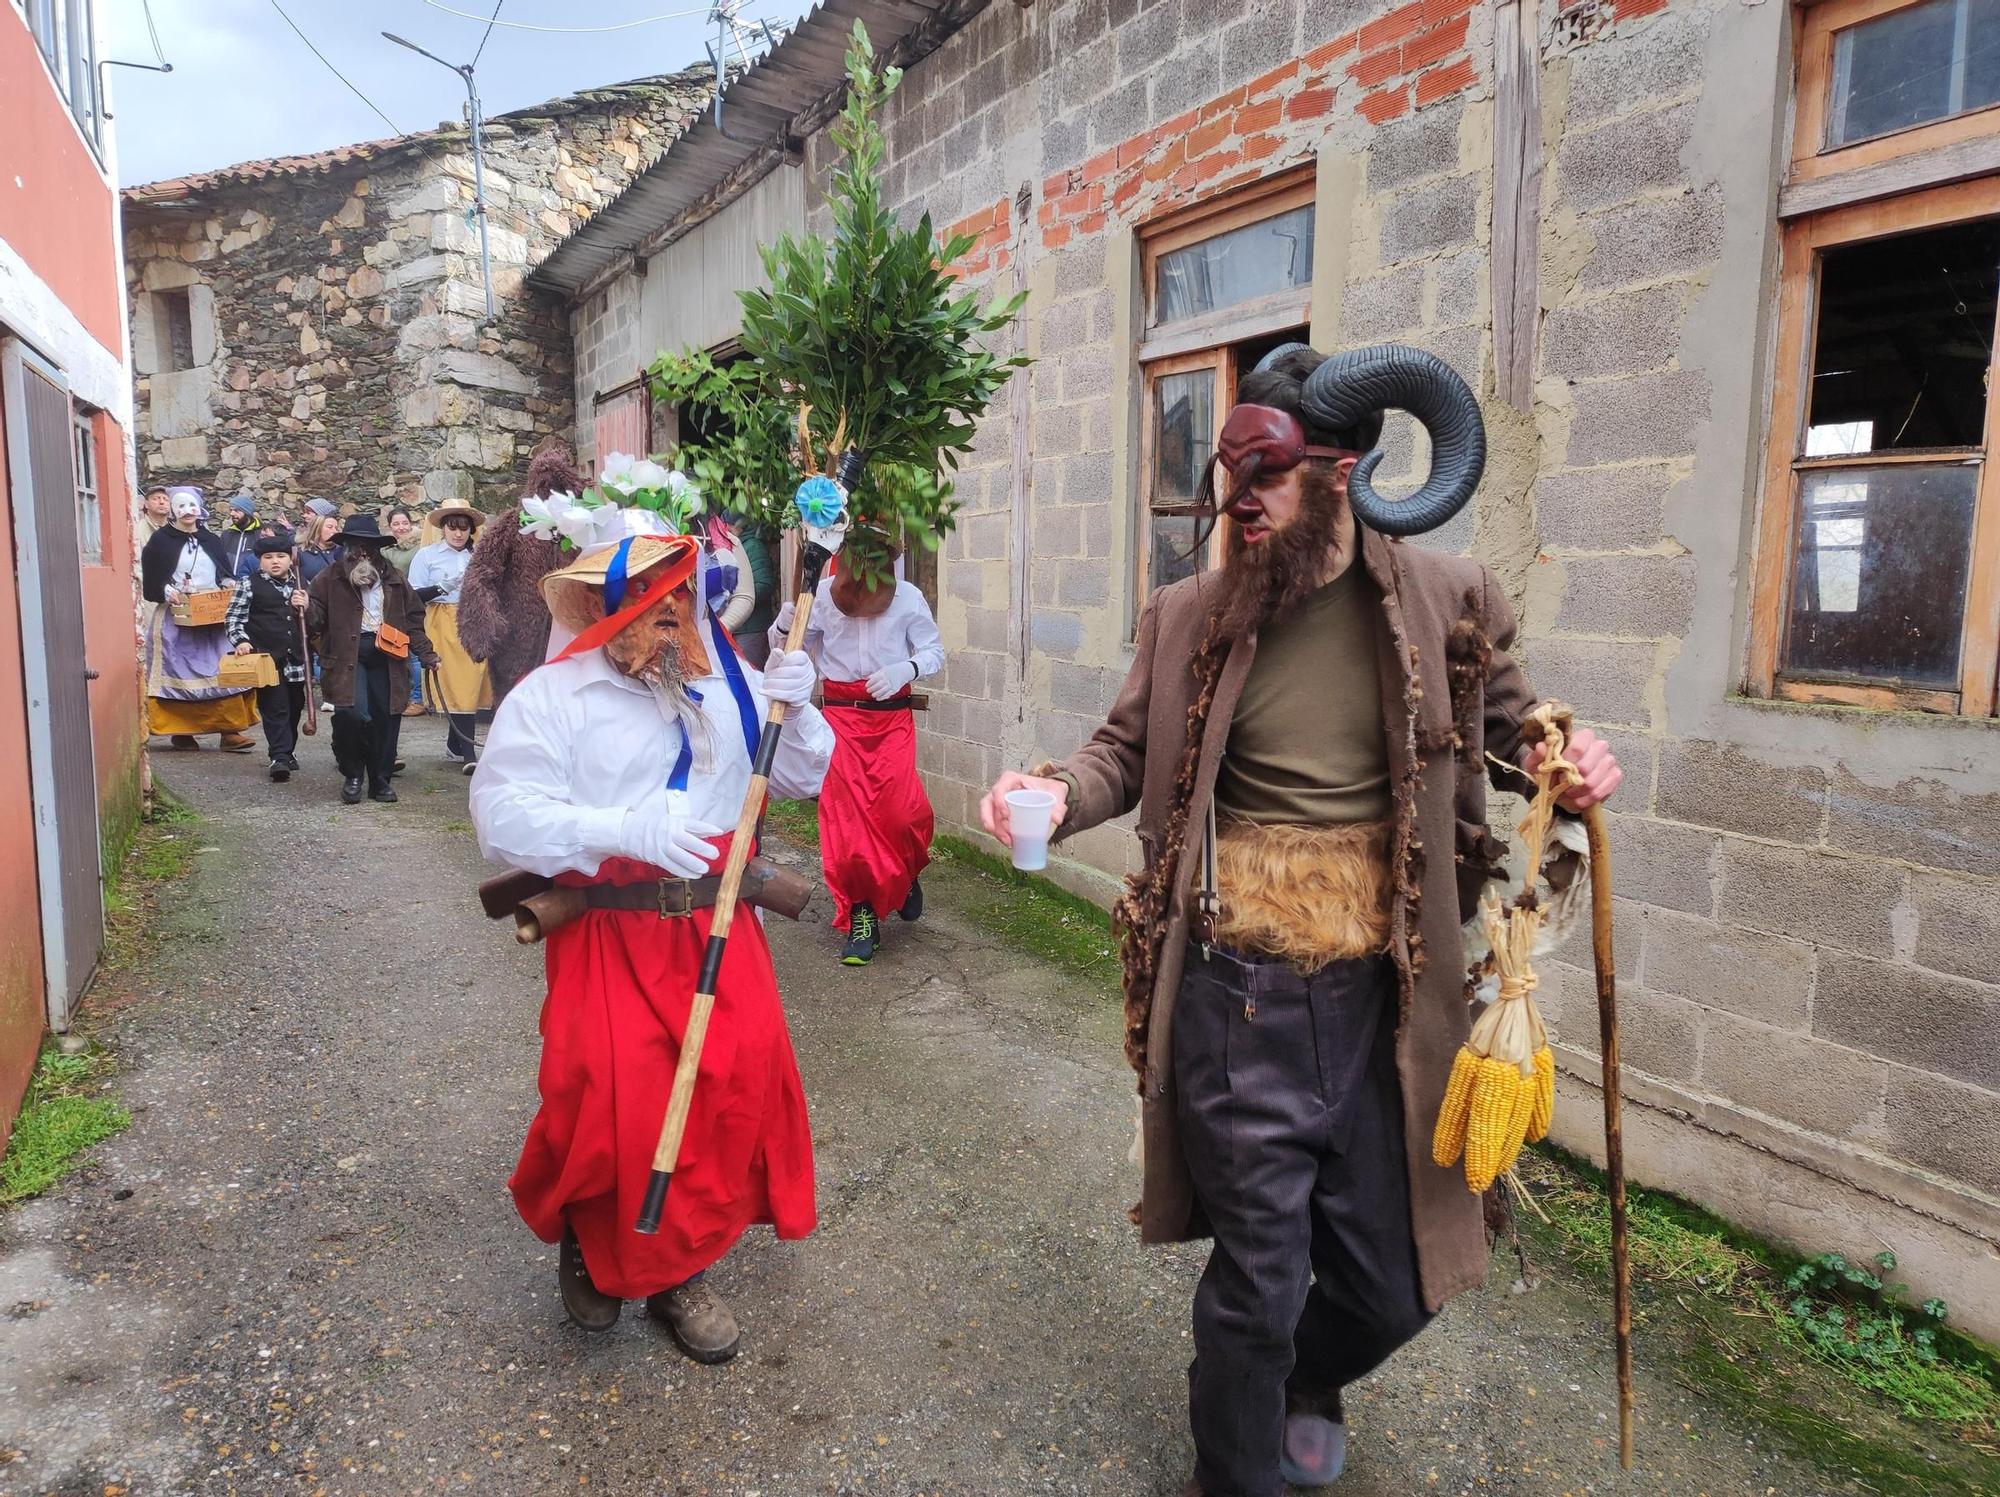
457,443 -> 576,700
1211,818 -> 1393,970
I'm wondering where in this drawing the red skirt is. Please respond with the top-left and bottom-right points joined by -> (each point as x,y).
819,678 -> 934,931
508,840 -> 816,1298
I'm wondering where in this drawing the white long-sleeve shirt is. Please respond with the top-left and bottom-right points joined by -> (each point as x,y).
408,539 -> 474,604
773,578 -> 944,685
470,644 -> 834,878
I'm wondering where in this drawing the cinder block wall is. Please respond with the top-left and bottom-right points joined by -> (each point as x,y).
780,0 -> 2000,1335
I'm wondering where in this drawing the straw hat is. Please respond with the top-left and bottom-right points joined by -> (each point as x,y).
430,501 -> 486,529
540,532 -> 704,639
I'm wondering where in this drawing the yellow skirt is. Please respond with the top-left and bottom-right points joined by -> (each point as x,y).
423,602 -> 494,715
148,694 -> 259,736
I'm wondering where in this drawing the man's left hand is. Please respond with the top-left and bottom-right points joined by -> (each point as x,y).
290,590 -> 308,610
865,660 -> 918,700
1524,726 -> 1622,812
421,655 -> 442,673
762,649 -> 816,707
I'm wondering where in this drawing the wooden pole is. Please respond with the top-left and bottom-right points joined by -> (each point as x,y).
634,480 -> 851,1236
1583,801 -> 1634,1468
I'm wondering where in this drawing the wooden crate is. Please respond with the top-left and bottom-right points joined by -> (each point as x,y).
171,585 -> 234,627
216,651 -> 279,690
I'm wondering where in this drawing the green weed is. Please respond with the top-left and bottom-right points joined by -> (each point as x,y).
0,1042 -> 129,1206
1517,1147 -> 2000,1451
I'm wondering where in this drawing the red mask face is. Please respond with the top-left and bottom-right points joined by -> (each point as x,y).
1218,404 -> 1352,477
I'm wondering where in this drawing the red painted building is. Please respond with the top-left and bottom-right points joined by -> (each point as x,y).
0,0 -> 144,1147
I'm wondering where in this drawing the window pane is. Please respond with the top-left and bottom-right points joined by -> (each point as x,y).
1805,217 -> 2000,455
1153,369 -> 1214,501
1155,205 -> 1314,324
1829,0 -> 2000,147
1149,511 -> 1202,593
1783,464 -> 1977,687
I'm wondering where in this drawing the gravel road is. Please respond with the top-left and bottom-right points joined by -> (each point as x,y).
0,721 -> 1872,1495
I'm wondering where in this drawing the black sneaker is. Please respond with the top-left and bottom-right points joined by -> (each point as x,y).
841,905 -> 881,966
898,880 -> 923,922
370,784 -> 399,804
280,753 -> 302,771
269,761 -> 290,783
341,776 -> 363,805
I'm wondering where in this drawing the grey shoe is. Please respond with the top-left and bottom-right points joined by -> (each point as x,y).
1280,1389 -> 1347,1486
647,1277 -> 740,1364
558,1226 -> 620,1333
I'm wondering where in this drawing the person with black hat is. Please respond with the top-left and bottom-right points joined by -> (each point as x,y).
308,513 -> 438,804
981,345 -> 1624,1497
227,534 -> 311,781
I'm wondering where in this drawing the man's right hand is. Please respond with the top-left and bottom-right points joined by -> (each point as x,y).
979,771 -> 1070,849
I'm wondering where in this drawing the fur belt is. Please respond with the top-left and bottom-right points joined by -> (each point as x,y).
1213,817 -> 1394,971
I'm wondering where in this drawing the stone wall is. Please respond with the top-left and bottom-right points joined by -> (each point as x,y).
125,76 -> 708,524
782,0 -> 2000,1333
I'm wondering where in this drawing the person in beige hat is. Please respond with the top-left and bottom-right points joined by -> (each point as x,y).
470,509 -> 828,1361
409,501 -> 493,771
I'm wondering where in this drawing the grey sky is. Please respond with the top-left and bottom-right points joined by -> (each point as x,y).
102,0 -> 811,188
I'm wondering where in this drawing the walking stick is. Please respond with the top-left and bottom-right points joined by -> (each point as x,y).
297,594 -> 318,736
1582,799 -> 1634,1468
634,454 -> 858,1236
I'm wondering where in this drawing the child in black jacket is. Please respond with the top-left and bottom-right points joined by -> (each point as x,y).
226,535 -> 311,781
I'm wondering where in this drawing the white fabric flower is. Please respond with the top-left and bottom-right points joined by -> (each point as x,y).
629,458 -> 674,492
519,493 -> 562,540
599,452 -> 640,496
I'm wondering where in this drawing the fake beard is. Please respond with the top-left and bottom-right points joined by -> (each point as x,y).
1208,470 -> 1348,643
635,641 -> 716,775
345,554 -> 381,590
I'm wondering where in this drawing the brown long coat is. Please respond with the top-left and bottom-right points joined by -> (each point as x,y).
307,561 -> 434,711
1055,526 -> 1539,1313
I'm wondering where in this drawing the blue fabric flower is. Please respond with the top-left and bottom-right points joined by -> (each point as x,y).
793,475 -> 845,528
704,562 -> 740,611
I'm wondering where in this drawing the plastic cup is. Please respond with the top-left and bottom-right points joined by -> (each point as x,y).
1005,788 -> 1057,871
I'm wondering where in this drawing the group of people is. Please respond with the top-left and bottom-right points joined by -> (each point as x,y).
138,484 -> 517,800
461,345 -> 1621,1497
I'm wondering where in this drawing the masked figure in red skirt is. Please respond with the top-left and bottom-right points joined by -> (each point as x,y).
771,560 -> 944,965
471,516 -> 831,1361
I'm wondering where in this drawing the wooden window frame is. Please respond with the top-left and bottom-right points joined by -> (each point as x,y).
1133,168 -> 1318,620
1750,173 -> 2000,715
72,407 -> 101,567
1792,0 -> 2000,186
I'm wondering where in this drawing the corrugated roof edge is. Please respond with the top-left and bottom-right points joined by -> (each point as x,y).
527,0 -> 991,303
124,66 -> 717,208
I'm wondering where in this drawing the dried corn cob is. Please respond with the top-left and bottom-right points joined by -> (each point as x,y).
1432,1047 -> 1479,1167
1527,1045 -> 1556,1142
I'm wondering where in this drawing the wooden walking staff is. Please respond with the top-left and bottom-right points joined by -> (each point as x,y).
1520,705 -> 1633,1468
1582,795 -> 1634,1468
634,450 -> 860,1236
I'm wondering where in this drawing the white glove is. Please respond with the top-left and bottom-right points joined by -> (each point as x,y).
621,795 -> 723,879
762,648 -> 817,707
772,600 -> 797,638
866,659 -> 918,700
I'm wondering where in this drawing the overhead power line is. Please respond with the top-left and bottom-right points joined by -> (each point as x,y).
269,0 -> 403,136
139,0 -> 169,66
417,0 -> 750,33
471,0 -> 504,67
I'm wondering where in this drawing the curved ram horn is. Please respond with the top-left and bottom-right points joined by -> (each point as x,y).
1300,344 -> 1486,537
1252,341 -> 1313,374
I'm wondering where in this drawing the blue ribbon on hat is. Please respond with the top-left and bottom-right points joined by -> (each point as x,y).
602,536 -> 637,615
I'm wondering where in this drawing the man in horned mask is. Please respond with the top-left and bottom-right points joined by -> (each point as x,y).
470,514 -> 827,1363
983,346 -> 1622,1497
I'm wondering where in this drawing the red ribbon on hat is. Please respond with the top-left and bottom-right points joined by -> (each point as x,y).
549,534 -> 701,664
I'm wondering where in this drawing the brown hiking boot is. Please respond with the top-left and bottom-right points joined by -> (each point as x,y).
647,1278 -> 740,1364
558,1226 -> 620,1332
219,732 -> 256,753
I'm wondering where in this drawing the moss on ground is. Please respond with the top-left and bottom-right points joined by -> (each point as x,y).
102,791 -> 200,970
0,1042 -> 128,1207
1517,1147 -> 2000,1492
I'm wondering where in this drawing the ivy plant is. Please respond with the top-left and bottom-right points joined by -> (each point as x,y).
736,19 -> 1027,584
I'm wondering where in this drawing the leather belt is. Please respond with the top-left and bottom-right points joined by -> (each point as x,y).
581,876 -> 723,918
820,693 -> 927,712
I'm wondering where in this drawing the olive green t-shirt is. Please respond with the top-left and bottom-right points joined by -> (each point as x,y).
1213,565 -> 1391,825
